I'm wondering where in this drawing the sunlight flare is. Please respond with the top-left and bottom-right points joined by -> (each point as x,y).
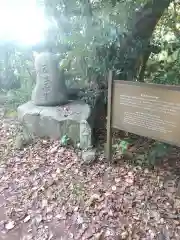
0,0 -> 48,45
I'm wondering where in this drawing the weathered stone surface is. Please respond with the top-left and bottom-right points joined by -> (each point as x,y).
18,101 -> 92,149
81,149 -> 97,164
31,52 -> 68,106
14,134 -> 31,149
80,120 -> 92,149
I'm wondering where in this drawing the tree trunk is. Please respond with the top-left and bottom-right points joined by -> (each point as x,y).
116,0 -> 172,81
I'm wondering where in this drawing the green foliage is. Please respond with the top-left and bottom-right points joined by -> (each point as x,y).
43,0 -> 174,86
0,44 -> 35,110
146,1 -> 180,85
60,134 -> 70,146
43,0 -> 139,86
119,140 -> 130,154
0,0 -> 178,109
146,142 -> 171,165
113,137 -> 171,167
113,138 -> 133,155
146,40 -> 180,85
134,142 -> 171,167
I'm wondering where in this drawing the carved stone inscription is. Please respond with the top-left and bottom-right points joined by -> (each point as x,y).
112,82 -> 180,146
31,52 -> 68,106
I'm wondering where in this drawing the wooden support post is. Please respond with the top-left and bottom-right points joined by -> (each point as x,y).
106,70 -> 113,161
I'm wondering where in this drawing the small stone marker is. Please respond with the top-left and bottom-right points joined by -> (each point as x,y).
80,120 -> 92,149
106,71 -> 180,161
81,148 -> 97,164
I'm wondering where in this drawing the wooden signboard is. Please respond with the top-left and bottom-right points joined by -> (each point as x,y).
106,71 -> 180,161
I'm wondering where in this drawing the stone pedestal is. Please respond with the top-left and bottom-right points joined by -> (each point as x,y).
18,101 -> 93,149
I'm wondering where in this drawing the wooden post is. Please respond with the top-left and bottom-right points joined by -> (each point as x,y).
106,70 -> 113,161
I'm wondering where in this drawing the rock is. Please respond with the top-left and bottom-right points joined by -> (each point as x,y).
18,101 -> 92,149
14,134 -> 25,149
31,51 -> 68,106
81,149 -> 97,164
14,128 -> 33,149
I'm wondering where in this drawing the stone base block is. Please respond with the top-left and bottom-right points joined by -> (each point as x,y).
17,101 -> 92,149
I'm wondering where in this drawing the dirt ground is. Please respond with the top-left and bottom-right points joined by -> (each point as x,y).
1,109 -> 180,239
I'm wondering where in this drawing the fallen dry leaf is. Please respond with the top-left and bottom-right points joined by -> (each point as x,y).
34,214 -> 43,225
74,206 -> 79,212
86,193 -> 103,207
115,178 -> 121,183
23,215 -> 31,223
94,230 -> 104,240
112,185 -> 117,191
5,221 -> 15,230
42,199 -> 48,209
0,111 -> 180,239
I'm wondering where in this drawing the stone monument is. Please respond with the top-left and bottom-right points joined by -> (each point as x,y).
31,52 -> 68,106
18,51 -> 94,149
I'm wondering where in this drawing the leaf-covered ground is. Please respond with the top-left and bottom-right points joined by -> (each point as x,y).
0,109 -> 180,240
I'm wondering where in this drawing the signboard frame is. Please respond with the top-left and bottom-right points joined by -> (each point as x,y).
106,71 -> 180,161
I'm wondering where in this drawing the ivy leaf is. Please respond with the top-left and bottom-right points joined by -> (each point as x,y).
119,140 -> 129,154
60,134 -> 70,146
